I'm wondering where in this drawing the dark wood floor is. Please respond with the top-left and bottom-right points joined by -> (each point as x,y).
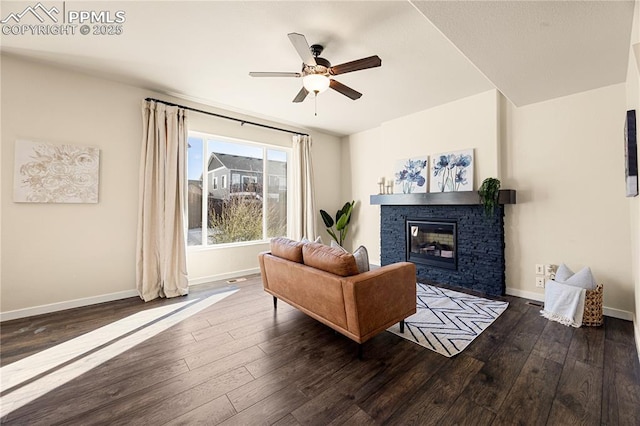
1,275 -> 639,425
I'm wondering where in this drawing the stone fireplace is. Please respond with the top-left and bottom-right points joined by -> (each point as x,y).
371,191 -> 515,297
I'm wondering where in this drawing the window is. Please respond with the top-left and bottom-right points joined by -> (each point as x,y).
187,132 -> 289,246
268,175 -> 287,193
231,173 -> 241,192
269,175 -> 279,189
241,175 -> 258,192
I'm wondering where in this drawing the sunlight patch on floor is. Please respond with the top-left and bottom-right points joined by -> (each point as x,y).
0,288 -> 238,416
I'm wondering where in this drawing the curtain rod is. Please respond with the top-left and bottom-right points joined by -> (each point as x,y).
145,97 -> 309,137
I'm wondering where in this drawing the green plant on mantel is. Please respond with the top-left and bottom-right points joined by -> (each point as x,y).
320,201 -> 354,247
478,178 -> 501,217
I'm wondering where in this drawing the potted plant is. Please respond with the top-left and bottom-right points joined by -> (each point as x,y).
478,178 -> 501,217
320,201 -> 354,247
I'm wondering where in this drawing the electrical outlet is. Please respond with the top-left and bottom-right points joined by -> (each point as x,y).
535,276 -> 545,288
535,264 -> 544,275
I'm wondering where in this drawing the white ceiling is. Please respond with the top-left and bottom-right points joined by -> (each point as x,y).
0,1 -> 635,136
412,0 -> 635,107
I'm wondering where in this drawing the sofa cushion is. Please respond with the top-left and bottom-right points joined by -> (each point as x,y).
302,242 -> 359,277
270,237 -> 304,263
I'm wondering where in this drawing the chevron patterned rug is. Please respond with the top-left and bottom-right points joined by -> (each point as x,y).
387,283 -> 509,357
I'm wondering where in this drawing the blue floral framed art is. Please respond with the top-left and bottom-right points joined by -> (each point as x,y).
393,157 -> 428,194
430,149 -> 474,192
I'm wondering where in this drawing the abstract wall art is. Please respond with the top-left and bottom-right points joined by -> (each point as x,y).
13,140 -> 100,203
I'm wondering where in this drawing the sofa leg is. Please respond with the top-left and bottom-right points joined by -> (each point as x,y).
273,296 -> 277,309
358,344 -> 363,360
400,320 -> 405,333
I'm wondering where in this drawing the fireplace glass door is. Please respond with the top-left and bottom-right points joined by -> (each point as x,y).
406,220 -> 457,270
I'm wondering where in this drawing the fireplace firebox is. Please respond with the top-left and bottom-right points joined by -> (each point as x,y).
406,220 -> 457,270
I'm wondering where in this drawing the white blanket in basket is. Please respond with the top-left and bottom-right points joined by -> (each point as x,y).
540,279 -> 585,327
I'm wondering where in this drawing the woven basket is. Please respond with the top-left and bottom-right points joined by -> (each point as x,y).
582,284 -> 603,326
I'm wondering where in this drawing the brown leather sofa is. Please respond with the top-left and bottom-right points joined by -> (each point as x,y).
258,238 -> 417,348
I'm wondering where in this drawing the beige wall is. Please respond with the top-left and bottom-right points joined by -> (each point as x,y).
1,55 -> 341,316
503,84 -> 632,315
342,89 -> 500,259
1,56 -> 143,315
344,85 -> 634,316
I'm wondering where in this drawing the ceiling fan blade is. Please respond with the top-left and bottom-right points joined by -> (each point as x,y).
288,33 -> 317,66
329,55 -> 381,76
292,87 -> 309,103
329,79 -> 362,100
249,72 -> 301,78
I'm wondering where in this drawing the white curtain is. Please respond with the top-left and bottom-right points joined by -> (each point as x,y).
136,100 -> 189,301
291,134 -> 316,240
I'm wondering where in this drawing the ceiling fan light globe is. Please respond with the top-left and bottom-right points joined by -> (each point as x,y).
302,74 -> 330,94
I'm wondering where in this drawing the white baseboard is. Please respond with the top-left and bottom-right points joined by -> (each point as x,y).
0,269 -> 262,322
188,268 -> 261,286
505,287 -> 634,321
0,289 -> 139,322
3,274 -> 633,327
603,306 -> 634,321
505,287 -> 545,302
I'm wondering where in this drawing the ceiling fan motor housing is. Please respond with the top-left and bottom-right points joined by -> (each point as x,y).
303,44 -> 331,76
303,61 -> 330,77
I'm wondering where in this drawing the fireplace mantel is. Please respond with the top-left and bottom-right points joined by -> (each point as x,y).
370,189 -> 516,206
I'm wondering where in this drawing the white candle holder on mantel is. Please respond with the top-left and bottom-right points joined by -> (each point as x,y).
385,180 -> 394,194
377,177 -> 385,195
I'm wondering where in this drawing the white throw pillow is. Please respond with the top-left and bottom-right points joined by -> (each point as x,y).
563,267 -> 597,290
330,240 -> 370,273
554,263 -> 596,290
352,246 -> 370,274
555,263 -> 574,282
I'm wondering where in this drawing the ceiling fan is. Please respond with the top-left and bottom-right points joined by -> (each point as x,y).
249,33 -> 382,103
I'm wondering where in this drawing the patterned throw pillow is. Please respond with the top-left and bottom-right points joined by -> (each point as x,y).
330,240 -> 370,273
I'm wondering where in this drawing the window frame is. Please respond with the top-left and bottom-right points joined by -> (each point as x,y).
187,130 -> 292,250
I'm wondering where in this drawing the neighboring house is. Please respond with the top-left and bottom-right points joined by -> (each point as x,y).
206,153 -> 286,202
187,153 -> 287,228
